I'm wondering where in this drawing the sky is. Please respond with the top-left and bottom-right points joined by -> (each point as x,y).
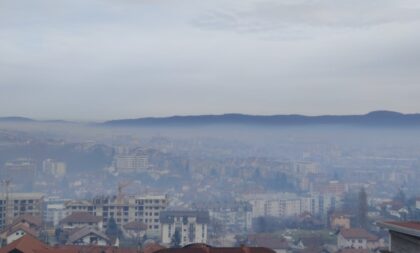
1,0 -> 420,121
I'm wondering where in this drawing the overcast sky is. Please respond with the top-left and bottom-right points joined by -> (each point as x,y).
1,0 -> 420,120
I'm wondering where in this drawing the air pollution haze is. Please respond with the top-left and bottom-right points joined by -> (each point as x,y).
1,1 -> 420,253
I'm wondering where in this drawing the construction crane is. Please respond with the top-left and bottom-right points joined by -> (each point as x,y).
117,181 -> 132,204
1,179 -> 12,227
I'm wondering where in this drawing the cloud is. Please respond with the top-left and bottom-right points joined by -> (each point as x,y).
192,0 -> 420,35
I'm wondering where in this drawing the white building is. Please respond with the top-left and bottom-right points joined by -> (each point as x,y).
0,193 -> 44,229
115,155 -> 148,173
65,194 -> 168,236
42,159 -> 66,178
160,211 -> 209,246
337,228 -> 380,250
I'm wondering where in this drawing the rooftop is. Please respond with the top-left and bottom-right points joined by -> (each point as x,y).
378,221 -> 420,238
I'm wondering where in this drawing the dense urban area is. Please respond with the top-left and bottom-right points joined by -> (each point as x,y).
1,119 -> 420,253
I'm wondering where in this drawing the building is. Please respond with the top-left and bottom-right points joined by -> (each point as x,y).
0,193 -> 44,229
0,214 -> 43,245
378,221 -> 420,253
115,155 -> 149,173
42,159 -> 67,178
194,201 -> 252,231
330,213 -> 352,229
60,212 -> 103,230
122,220 -> 147,239
0,159 -> 37,191
44,197 -> 70,227
155,244 -> 275,253
65,194 -> 168,236
160,211 -> 209,246
247,234 -> 290,253
337,228 -> 381,250
66,226 -> 110,246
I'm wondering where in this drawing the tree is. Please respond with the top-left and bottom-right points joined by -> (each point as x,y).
358,187 -> 368,229
394,188 -> 406,204
106,216 -> 119,240
171,228 -> 181,248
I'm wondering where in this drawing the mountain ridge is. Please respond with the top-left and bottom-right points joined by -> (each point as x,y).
102,110 -> 420,127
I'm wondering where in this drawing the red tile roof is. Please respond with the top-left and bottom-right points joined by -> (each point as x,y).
383,221 -> 420,230
123,220 -> 147,231
339,228 -> 378,241
0,234 -> 50,253
60,212 -> 102,224
155,246 -> 275,253
6,223 -> 39,238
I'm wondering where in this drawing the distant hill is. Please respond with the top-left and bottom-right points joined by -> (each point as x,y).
102,111 -> 420,127
0,116 -> 35,122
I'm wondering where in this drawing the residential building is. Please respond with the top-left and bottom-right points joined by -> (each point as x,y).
330,213 -> 352,229
378,221 -> 420,253
65,194 -> 168,236
60,212 -> 103,230
194,201 -> 252,231
0,193 -> 44,229
44,197 -> 70,227
42,159 -> 67,178
66,226 -> 110,246
337,228 -> 381,250
115,155 -> 148,173
160,210 -> 209,246
0,214 -> 43,245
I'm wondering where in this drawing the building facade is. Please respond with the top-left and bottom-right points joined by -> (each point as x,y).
160,211 -> 209,246
0,193 -> 44,229
65,194 -> 168,237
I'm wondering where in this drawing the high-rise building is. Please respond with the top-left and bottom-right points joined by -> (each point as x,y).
0,193 -> 44,229
160,210 -> 209,246
65,194 -> 168,237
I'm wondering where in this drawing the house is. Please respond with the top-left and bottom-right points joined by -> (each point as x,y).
0,234 -> 50,253
292,236 -> 326,253
66,226 -> 111,246
330,213 -> 352,229
0,214 -> 43,245
60,212 -> 103,230
0,234 -> 164,253
154,243 -> 276,253
247,234 -> 290,253
378,220 -> 420,253
4,224 -> 39,245
337,228 -> 382,250
122,220 -> 147,239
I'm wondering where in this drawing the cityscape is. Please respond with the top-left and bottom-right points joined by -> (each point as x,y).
1,116 -> 420,252
2,0 -> 420,253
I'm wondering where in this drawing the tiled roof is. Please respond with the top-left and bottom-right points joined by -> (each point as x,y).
0,234 -> 50,253
382,221 -> 420,230
12,214 -> 43,227
66,226 -> 110,244
6,223 -> 39,237
339,228 -> 378,241
60,212 -> 102,224
155,246 -> 275,253
0,234 -> 163,253
160,211 -> 210,224
143,243 -> 166,253
378,220 -> 420,238
247,234 -> 289,249
123,220 -> 147,231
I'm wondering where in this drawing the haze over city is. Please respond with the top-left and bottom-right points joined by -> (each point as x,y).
1,1 -> 420,253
